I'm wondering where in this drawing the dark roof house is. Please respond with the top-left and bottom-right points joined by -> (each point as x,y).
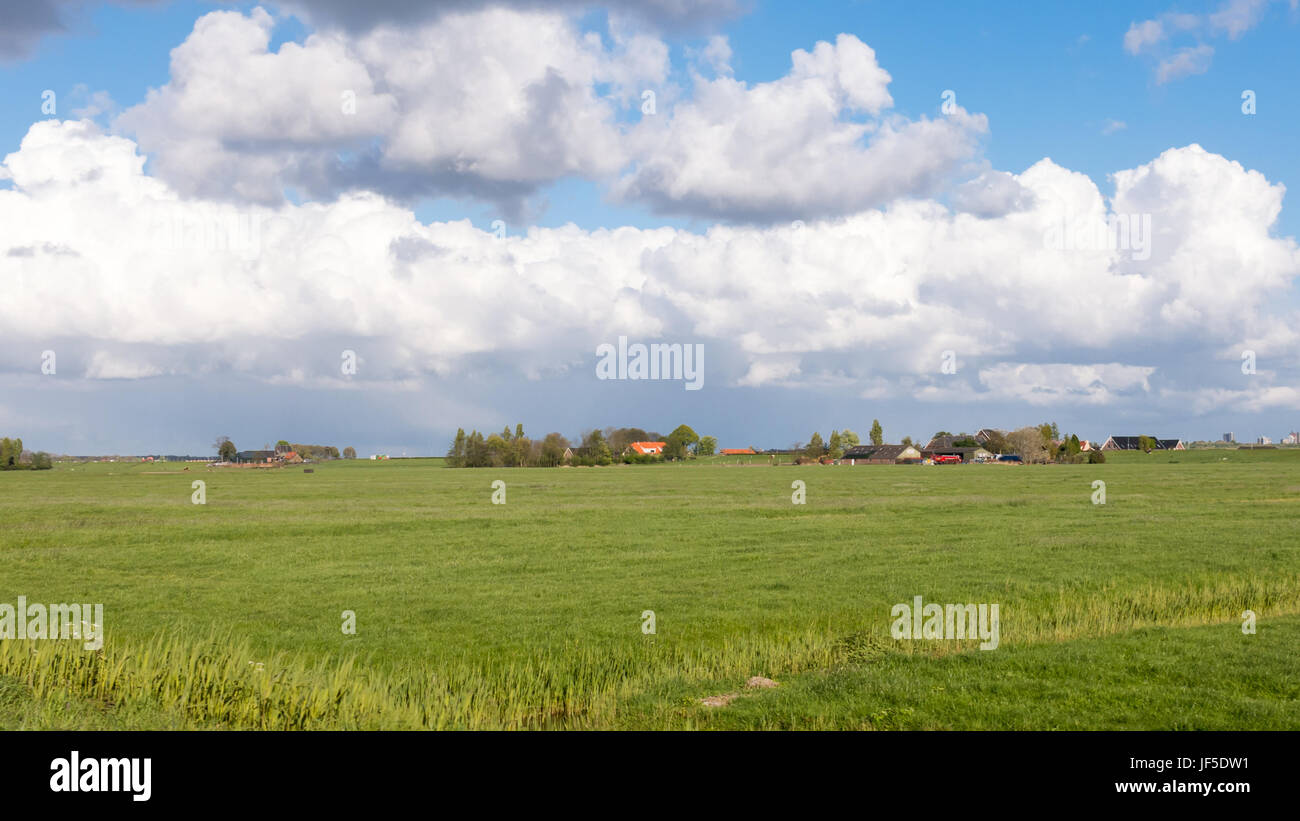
843,444 -> 922,464
1100,436 -> 1184,451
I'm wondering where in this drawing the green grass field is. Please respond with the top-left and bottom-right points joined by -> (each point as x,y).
2,449 -> 1298,729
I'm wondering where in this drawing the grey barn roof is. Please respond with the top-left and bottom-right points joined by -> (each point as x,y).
843,444 -> 918,460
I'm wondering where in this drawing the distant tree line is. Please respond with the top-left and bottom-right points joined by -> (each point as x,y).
793,421 -> 1105,465
442,417 -> 1115,469
445,424 -> 716,468
796,426 -> 865,461
993,424 -> 1104,464
291,443 -> 341,460
0,437 -> 53,470
212,437 -> 344,462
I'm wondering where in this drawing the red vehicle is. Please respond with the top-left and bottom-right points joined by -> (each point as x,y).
933,454 -> 962,464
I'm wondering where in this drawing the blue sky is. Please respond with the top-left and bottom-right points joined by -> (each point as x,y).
4,1 -> 1297,234
2,0 -> 1299,455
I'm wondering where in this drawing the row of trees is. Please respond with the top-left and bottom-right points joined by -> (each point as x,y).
445,424 -> 716,468
660,424 -> 715,460
0,437 -> 53,470
969,424 -> 1104,464
447,425 -> 560,467
442,418 -> 1112,468
285,442 -> 343,460
798,419 -> 886,460
795,421 -> 1106,465
213,437 -> 353,461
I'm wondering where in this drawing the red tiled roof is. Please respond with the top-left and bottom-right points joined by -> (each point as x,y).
720,448 -> 755,454
629,441 -> 667,454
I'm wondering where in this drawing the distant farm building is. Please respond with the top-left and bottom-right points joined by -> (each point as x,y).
627,441 -> 667,455
234,450 -> 276,463
843,444 -> 922,464
720,448 -> 756,455
974,429 -> 1003,445
1099,436 -> 1185,451
921,445 -> 993,463
1100,437 -> 1141,450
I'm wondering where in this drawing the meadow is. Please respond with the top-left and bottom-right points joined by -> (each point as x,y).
1,449 -> 1298,729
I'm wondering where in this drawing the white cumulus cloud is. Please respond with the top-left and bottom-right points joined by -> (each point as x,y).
2,115 -> 1297,414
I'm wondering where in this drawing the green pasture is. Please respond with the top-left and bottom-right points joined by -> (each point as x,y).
1,450 -> 1297,729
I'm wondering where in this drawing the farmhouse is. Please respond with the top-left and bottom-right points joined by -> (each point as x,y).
234,450 -> 276,463
626,441 -> 667,455
842,445 -> 873,462
843,444 -> 922,464
1100,436 -> 1185,451
720,448 -> 756,455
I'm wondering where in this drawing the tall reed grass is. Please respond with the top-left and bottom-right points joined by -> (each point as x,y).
3,572 -> 1294,729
